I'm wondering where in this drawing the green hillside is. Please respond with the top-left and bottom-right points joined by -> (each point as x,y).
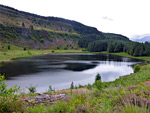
0,5 -> 129,50
1,5 -> 150,57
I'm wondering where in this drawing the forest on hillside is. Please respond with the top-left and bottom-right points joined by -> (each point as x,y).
85,40 -> 150,56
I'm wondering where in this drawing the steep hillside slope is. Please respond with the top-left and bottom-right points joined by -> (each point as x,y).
0,5 -> 129,49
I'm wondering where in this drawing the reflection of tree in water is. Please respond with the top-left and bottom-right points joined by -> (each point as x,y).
0,61 -> 38,79
72,54 -> 124,62
64,63 -> 96,71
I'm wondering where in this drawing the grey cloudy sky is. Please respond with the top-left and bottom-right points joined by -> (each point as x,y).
0,0 -> 150,39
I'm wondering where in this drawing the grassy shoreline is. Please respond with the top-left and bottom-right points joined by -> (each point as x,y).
3,63 -> 149,113
0,49 -> 84,62
99,51 -> 150,61
1,49 -> 150,63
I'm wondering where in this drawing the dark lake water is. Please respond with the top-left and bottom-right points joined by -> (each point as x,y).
0,53 -> 143,92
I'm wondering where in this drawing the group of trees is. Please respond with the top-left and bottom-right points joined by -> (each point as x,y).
87,40 -> 150,56
127,42 -> 150,56
78,32 -> 130,48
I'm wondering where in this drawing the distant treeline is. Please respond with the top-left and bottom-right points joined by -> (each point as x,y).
86,40 -> 150,56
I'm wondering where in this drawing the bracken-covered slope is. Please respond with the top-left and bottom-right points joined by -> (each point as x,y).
0,5 -> 129,49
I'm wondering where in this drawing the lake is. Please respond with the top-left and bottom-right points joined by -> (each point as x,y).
0,53 -> 142,92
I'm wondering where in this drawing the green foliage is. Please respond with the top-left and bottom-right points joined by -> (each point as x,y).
0,75 -> 21,113
78,84 -> 84,88
86,37 -> 150,57
24,47 -> 26,51
102,65 -> 150,88
82,48 -> 87,51
8,45 -> 10,50
48,85 -> 52,91
91,40 -> 150,57
0,49 -> 48,62
87,83 -> 92,90
107,43 -> 115,53
28,51 -> 32,55
40,39 -> 45,43
28,85 -> 36,93
95,73 -> 101,81
103,33 -> 129,41
64,47 -> 68,50
48,85 -> 54,92
134,64 -> 140,73
70,81 -> 74,89
94,80 -> 102,90
26,104 -> 48,113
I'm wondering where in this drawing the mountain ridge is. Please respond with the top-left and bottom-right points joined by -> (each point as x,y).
0,4 -> 129,49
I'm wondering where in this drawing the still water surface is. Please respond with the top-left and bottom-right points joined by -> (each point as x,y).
0,53 -> 142,92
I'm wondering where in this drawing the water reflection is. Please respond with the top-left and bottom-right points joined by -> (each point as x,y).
83,61 -> 134,82
0,53 -> 143,92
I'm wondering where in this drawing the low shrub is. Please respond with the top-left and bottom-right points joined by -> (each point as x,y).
48,85 -> 54,92
64,47 -> 68,50
8,45 -> 10,50
40,39 -> 45,43
95,73 -> 101,81
134,64 -> 140,73
0,75 -> 23,113
87,83 -> 92,90
94,80 -> 102,90
24,47 -> 26,51
28,85 -> 36,93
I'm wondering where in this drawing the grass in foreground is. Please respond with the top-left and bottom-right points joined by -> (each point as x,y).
1,64 -> 149,113
26,65 -> 150,113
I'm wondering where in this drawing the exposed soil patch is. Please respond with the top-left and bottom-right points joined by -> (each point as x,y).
144,81 -> 150,87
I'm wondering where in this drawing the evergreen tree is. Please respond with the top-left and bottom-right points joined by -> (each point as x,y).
95,73 -> 101,81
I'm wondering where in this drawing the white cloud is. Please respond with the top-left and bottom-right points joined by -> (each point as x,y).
0,0 -> 150,39
131,34 -> 150,40
102,17 -> 113,21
